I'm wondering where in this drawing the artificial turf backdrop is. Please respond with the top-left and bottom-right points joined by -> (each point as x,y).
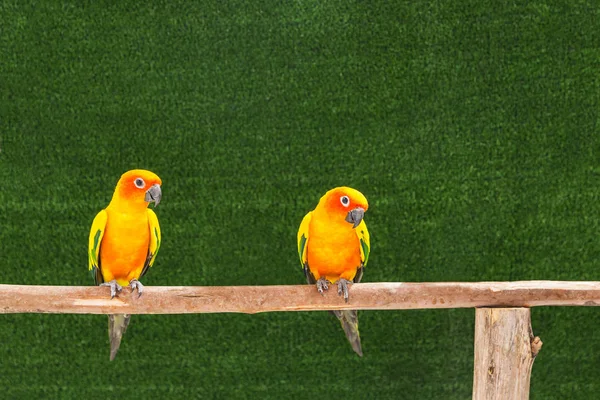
1,0 -> 599,398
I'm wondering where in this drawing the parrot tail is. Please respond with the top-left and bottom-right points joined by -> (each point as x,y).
332,310 -> 363,357
108,314 -> 131,361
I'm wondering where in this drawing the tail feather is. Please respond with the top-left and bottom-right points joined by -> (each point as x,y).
332,310 -> 363,357
108,314 -> 131,361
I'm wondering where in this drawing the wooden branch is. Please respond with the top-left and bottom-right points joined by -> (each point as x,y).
472,308 -> 542,399
2,281 -> 600,315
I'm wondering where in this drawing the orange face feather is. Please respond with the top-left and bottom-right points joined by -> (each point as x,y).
111,169 -> 162,209
319,187 -> 369,216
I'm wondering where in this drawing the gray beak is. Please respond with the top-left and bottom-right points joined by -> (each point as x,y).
144,184 -> 162,207
345,207 -> 365,229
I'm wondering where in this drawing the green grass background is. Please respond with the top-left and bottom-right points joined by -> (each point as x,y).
1,0 -> 599,398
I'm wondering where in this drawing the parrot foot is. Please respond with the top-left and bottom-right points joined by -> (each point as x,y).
337,279 -> 352,303
316,278 -> 330,295
100,280 -> 123,299
129,279 -> 144,298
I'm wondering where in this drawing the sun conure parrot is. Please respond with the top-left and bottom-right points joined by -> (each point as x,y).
88,169 -> 162,360
297,186 -> 370,356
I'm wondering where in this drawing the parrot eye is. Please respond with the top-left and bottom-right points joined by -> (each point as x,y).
134,178 -> 146,189
340,195 -> 350,207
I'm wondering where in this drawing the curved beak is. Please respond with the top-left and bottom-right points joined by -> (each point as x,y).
345,207 -> 365,229
145,184 -> 162,207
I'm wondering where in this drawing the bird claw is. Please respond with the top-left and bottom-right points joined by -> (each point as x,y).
316,278 -> 330,295
337,279 -> 352,303
129,279 -> 144,298
100,280 -> 123,299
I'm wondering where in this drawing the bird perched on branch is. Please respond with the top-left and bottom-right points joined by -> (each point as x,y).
297,187 -> 370,356
88,169 -> 162,360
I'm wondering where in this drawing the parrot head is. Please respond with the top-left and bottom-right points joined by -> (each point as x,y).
319,186 -> 369,228
113,169 -> 162,208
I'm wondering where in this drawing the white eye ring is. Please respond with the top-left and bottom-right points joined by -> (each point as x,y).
134,178 -> 146,189
340,195 -> 350,207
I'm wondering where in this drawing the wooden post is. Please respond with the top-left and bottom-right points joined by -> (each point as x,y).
473,308 -> 543,400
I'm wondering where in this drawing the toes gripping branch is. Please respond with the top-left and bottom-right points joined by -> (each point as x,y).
129,279 -> 144,297
316,277 -> 330,294
100,280 -> 123,299
337,279 -> 352,303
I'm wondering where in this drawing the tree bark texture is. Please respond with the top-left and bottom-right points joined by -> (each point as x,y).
473,308 -> 542,400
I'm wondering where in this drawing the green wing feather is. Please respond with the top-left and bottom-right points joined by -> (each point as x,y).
88,209 -> 107,285
297,211 -> 312,267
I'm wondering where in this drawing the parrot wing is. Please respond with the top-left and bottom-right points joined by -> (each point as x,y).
353,219 -> 370,283
297,211 -> 312,266
139,208 -> 161,279
297,211 -> 314,282
88,209 -> 108,285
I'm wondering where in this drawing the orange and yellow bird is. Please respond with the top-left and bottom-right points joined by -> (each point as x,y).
88,169 -> 162,360
297,187 -> 370,356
